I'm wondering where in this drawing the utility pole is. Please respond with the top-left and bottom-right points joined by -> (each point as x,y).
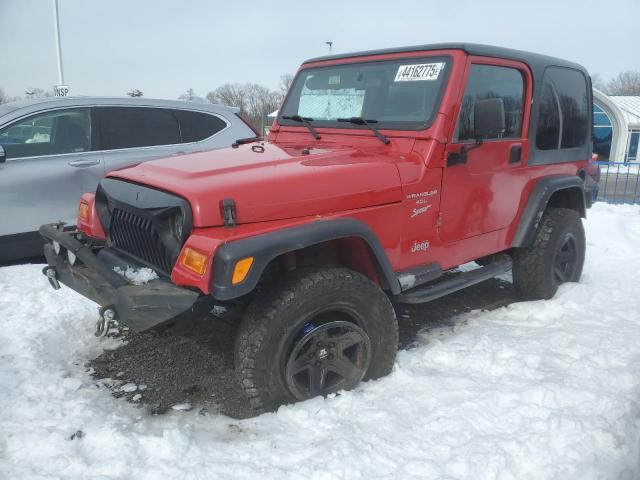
326,41 -> 333,53
53,0 -> 64,85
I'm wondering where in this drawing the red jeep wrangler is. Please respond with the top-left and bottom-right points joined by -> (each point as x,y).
41,43 -> 592,412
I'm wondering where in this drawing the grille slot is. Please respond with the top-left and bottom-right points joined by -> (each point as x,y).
109,208 -> 172,274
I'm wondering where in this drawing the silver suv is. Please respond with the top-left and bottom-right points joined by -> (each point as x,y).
0,97 -> 256,261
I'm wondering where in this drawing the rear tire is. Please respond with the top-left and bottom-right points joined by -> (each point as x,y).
512,207 -> 585,301
235,267 -> 398,413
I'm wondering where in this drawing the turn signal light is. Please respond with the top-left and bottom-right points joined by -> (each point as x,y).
180,247 -> 208,276
78,201 -> 90,221
232,257 -> 254,284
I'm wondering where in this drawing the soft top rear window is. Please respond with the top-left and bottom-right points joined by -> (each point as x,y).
279,56 -> 451,131
535,67 -> 589,151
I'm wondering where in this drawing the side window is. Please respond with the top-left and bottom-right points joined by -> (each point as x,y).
535,67 -> 589,150
629,131 -> 639,162
0,108 -> 91,160
98,107 -> 180,150
535,81 -> 561,150
593,104 -> 613,162
456,64 -> 524,141
173,110 -> 227,143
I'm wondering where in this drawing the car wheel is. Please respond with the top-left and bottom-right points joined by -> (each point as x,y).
235,267 -> 398,413
511,208 -> 585,301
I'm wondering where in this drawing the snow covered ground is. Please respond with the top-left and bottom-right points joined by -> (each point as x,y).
1,203 -> 640,479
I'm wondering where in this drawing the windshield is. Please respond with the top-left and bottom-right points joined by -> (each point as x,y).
279,56 -> 450,131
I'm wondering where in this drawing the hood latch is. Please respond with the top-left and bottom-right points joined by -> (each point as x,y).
220,198 -> 237,227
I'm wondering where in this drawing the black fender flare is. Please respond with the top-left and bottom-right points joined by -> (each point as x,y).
511,175 -> 586,248
211,218 -> 401,300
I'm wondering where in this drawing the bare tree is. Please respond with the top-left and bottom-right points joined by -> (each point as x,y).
0,88 -> 7,104
178,88 -> 198,102
606,71 -> 640,96
127,89 -> 143,97
24,87 -> 52,99
279,74 -> 294,97
207,83 -> 248,114
591,74 -> 607,92
206,83 -> 282,131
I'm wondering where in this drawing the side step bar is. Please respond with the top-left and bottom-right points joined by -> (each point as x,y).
395,255 -> 512,304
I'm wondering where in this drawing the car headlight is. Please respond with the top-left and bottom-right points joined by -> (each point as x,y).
53,241 -> 61,255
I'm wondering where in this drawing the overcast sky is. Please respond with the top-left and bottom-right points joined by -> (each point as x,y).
1,0 -> 638,99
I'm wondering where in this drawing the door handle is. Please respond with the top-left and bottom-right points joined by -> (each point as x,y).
68,159 -> 100,167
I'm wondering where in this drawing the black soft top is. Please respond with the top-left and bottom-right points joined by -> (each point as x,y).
303,43 -> 588,81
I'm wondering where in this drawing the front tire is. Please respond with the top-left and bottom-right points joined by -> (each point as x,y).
235,267 -> 398,413
512,207 -> 585,300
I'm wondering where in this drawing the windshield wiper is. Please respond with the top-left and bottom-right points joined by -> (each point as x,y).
281,115 -> 321,140
337,117 -> 390,145
231,135 -> 263,148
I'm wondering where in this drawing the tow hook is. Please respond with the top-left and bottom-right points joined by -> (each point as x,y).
95,306 -> 117,337
42,266 -> 61,290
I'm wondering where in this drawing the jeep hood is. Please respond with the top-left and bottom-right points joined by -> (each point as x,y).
108,143 -> 402,227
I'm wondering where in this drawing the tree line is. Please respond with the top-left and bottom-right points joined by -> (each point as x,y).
591,71 -> 640,96
177,74 -> 293,131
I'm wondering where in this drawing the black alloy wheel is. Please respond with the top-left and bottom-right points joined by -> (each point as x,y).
285,319 -> 371,400
553,233 -> 578,283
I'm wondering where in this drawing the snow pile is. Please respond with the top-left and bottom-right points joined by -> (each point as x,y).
113,265 -> 158,285
1,203 -> 640,479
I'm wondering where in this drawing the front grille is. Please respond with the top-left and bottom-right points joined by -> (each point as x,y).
109,208 -> 172,274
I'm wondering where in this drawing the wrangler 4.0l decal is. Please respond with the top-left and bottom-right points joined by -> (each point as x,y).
407,189 -> 438,206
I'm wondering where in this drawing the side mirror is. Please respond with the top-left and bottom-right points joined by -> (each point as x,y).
0,145 -> 5,163
474,98 -> 505,139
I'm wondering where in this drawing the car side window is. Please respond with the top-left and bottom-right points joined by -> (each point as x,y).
456,64 -> 524,142
173,110 -> 227,143
535,67 -> 589,150
535,81 -> 561,150
0,108 -> 91,160
98,107 -> 181,150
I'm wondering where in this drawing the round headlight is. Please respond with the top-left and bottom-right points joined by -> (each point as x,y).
67,249 -> 77,265
173,212 -> 184,241
53,241 -> 61,255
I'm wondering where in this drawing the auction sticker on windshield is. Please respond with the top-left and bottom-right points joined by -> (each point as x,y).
394,63 -> 445,82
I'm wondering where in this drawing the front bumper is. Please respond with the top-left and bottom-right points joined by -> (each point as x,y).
39,224 -> 212,332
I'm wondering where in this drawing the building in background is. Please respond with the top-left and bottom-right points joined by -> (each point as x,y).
593,89 -> 640,163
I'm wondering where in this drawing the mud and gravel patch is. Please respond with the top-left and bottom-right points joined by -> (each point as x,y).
88,277 -> 516,419
88,313 -> 254,419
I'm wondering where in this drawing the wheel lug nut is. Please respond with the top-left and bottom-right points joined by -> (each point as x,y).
328,342 -> 335,348
328,354 -> 334,360
315,361 -> 321,366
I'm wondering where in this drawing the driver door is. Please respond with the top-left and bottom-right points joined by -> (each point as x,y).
439,59 -> 531,244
